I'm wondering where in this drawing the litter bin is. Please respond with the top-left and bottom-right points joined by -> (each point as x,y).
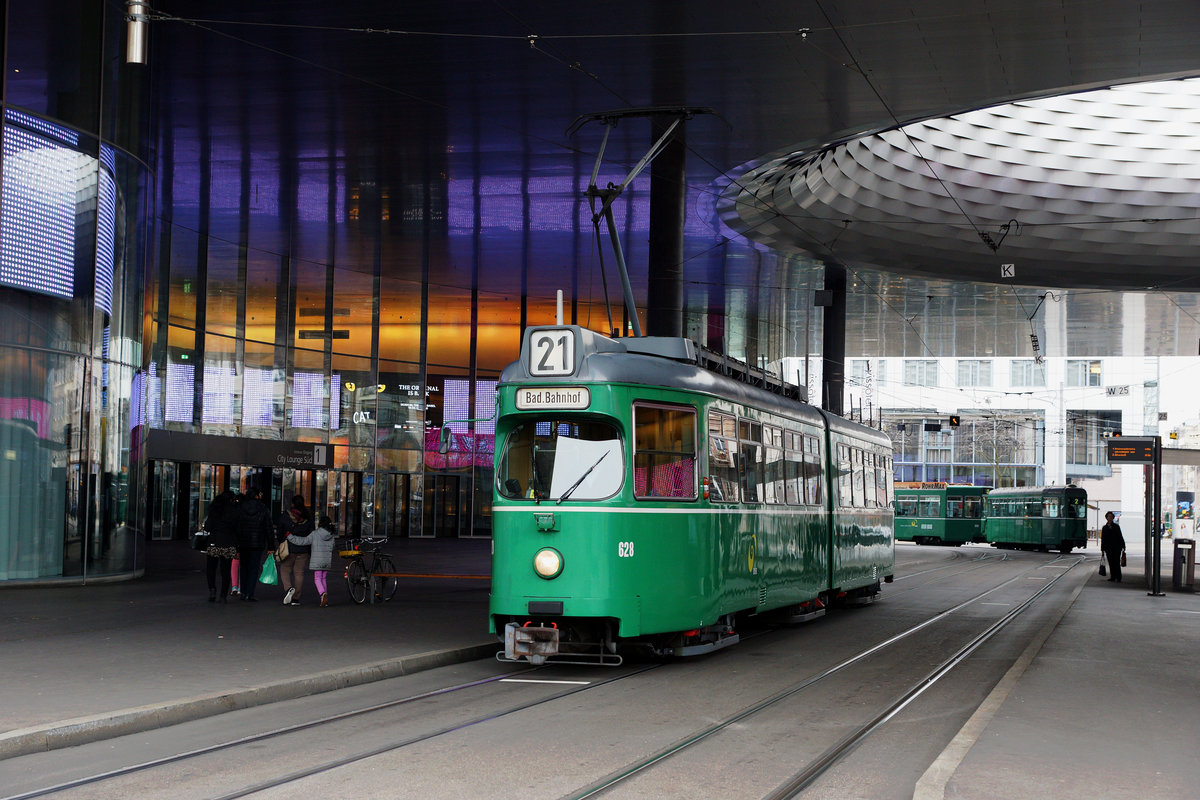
1172,538 -> 1195,591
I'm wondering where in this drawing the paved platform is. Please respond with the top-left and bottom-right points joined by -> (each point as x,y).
0,537 -> 496,758
1,536 -> 1197,799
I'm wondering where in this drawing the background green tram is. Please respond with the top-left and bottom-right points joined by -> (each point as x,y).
983,485 -> 1089,553
486,325 -> 895,665
893,483 -> 988,546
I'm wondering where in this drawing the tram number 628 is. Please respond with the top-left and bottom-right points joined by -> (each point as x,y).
618,541 -> 635,558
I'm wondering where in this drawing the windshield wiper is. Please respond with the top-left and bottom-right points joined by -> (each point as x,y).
556,450 -> 609,505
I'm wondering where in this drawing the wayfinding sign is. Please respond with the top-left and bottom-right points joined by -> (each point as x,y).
1107,437 -> 1158,463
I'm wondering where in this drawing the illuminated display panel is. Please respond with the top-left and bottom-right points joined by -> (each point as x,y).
330,374 -> 341,431
474,379 -> 497,435
165,362 -> 195,423
444,379 -> 470,433
242,367 -> 274,426
202,363 -> 236,424
96,145 -> 116,316
145,362 -> 163,426
1,120 -> 79,299
290,370 -> 326,428
1106,438 -> 1156,463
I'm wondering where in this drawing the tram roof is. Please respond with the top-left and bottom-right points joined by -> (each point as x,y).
986,485 -> 1086,497
502,326 -> 890,447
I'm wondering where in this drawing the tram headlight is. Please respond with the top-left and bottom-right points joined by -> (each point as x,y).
533,547 -> 563,579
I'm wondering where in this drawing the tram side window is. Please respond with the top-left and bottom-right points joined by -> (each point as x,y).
783,432 -> 803,504
896,496 -> 918,516
875,454 -> 889,507
852,448 -> 867,507
805,435 -> 824,506
1044,498 -> 1061,518
947,495 -> 964,518
1025,500 -> 1042,517
633,404 -> 697,500
919,495 -> 940,517
837,444 -> 853,507
739,420 -> 764,503
707,412 -> 739,503
763,425 -> 786,504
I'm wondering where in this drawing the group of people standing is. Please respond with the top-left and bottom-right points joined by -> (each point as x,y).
202,490 -> 337,607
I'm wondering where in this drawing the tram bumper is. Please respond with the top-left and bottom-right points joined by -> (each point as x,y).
504,622 -> 559,665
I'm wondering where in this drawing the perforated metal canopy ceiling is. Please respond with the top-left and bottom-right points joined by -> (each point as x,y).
152,1 -> 1200,357
720,78 -> 1200,291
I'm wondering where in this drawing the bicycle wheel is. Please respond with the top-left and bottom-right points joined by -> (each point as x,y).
345,558 -> 369,604
374,554 -> 399,601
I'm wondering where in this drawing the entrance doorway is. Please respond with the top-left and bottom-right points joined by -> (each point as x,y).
425,475 -> 464,538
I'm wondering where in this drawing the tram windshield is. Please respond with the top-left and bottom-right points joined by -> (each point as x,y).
1068,496 -> 1088,519
497,418 -> 624,502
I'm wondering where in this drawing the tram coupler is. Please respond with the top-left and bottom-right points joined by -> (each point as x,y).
504,622 -> 559,665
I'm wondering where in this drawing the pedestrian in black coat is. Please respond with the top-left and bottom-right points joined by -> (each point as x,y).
235,487 -> 275,601
1101,510 -> 1126,582
203,490 -> 239,602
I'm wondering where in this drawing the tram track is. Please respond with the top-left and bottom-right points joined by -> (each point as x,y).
0,664 -> 660,800
558,554 -> 1086,800
2,554 -> 1088,800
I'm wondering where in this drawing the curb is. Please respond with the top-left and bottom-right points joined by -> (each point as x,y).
0,642 -> 497,761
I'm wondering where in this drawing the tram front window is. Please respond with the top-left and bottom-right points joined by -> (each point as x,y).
498,418 -> 624,502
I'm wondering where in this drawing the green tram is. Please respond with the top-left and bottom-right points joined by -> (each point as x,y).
983,485 -> 1089,553
893,482 -> 988,546
481,325 -> 894,665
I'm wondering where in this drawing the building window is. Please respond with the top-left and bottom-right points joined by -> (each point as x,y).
1010,360 -> 1046,387
1067,410 -> 1120,467
904,360 -> 939,387
957,360 -> 992,387
1066,360 -> 1102,387
925,428 -> 952,463
848,359 -> 886,388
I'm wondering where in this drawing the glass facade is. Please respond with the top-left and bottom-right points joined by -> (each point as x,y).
888,413 -> 1044,487
0,2 -> 880,584
1,1 -> 152,581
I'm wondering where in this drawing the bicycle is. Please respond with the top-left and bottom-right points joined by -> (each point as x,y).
340,537 -> 399,604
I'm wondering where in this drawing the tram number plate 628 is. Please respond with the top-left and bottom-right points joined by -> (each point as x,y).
618,541 -> 635,558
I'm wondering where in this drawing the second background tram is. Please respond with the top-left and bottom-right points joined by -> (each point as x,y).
893,482 -> 988,546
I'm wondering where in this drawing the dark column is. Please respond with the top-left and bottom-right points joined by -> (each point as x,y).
647,116 -> 685,338
821,262 -> 847,415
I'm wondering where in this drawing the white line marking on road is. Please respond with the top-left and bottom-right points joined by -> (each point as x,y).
500,678 -> 592,685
